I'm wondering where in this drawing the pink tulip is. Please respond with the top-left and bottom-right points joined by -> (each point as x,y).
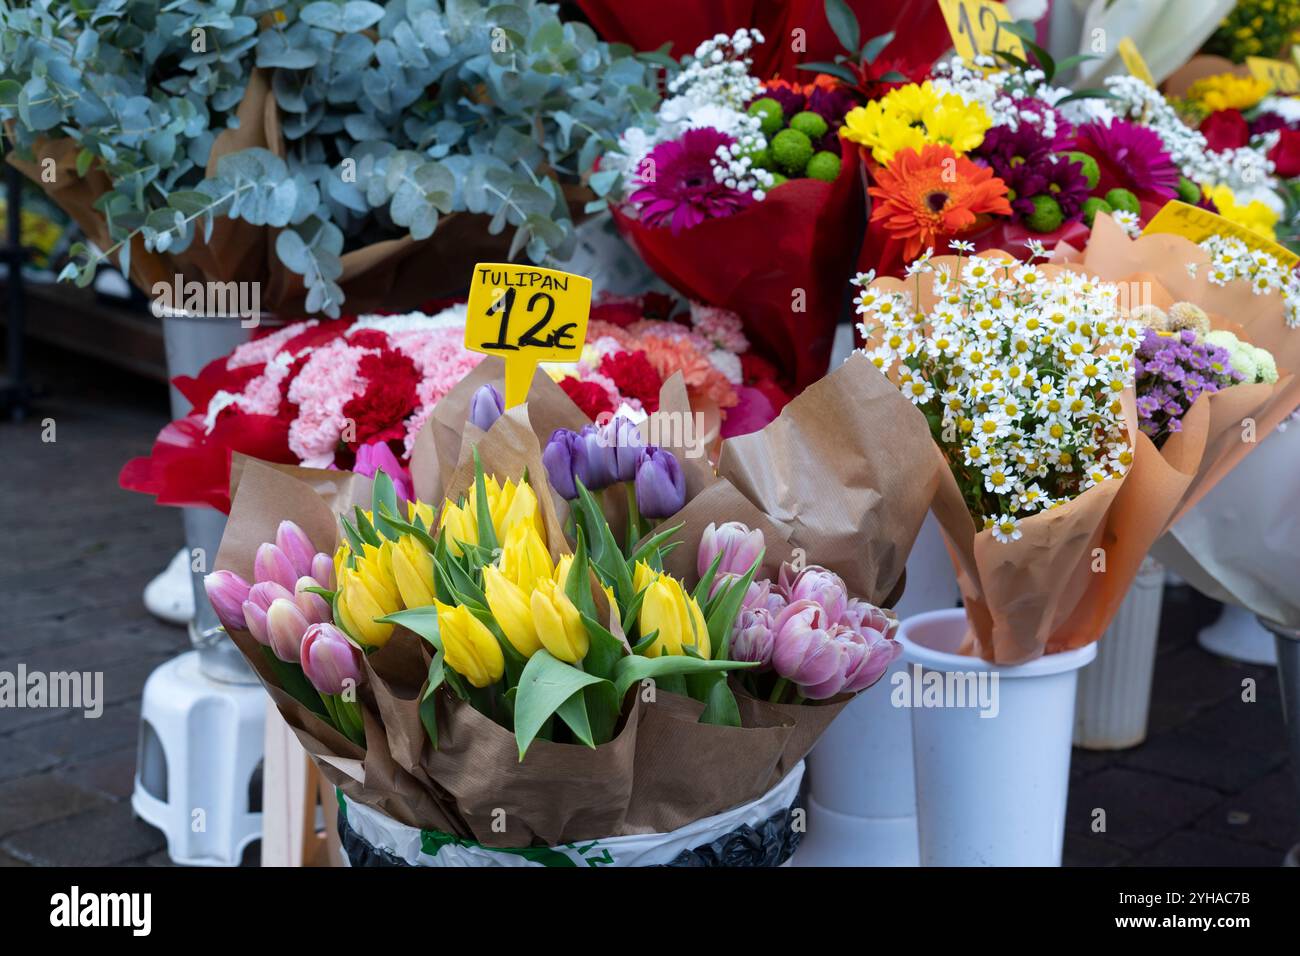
243,581 -> 294,646
203,570 -> 250,633
772,600 -> 846,698
300,623 -> 365,695
275,521 -> 317,579
254,542 -> 298,591
731,607 -> 776,668
354,442 -> 413,504
698,521 -> 766,579
841,627 -> 900,694
842,598 -> 893,637
294,576 -> 332,625
266,597 -> 310,664
779,564 -> 849,625
310,552 -> 336,591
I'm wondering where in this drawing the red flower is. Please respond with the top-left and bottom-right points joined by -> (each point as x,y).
348,328 -> 391,350
340,349 -> 420,450
1270,128 -> 1300,178
590,301 -> 644,327
1200,109 -> 1249,152
599,349 -> 663,412
558,377 -> 615,419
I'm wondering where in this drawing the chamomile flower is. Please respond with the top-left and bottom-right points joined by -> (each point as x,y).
990,514 -> 1022,543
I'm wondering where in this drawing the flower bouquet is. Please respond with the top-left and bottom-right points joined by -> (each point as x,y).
204,345 -> 941,862
596,28 -> 867,390
120,295 -> 780,513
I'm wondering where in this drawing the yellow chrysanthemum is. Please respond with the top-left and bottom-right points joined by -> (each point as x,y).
1186,73 -> 1271,112
1205,183 -> 1279,239
840,82 -> 990,164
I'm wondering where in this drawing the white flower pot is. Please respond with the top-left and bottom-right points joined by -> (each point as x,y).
1073,557 -> 1166,750
899,608 -> 1096,867
1198,604 -> 1278,666
797,514 -> 959,867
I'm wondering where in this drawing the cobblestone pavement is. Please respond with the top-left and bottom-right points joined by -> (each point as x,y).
0,342 -> 1295,866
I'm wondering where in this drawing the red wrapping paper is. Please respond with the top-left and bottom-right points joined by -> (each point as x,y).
613,140 -> 865,390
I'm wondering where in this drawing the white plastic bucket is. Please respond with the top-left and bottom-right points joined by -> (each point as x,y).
899,609 -> 1096,867
1073,557 -> 1165,750
798,514 -> 959,866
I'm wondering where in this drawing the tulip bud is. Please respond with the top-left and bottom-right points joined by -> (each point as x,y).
254,542 -> 299,591
434,600 -> 504,688
354,442 -> 414,504
438,499 -> 479,556
634,447 -> 685,519
391,534 -> 437,609
574,424 -> 614,491
600,414 -> 644,482
842,598 -> 893,637
469,383 -> 505,432
840,627 -> 899,694
490,478 -> 544,543
542,428 -> 581,500
204,570 -> 251,633
771,600 -> 846,698
243,581 -> 294,645
275,521 -> 317,579
300,623 -> 365,696
266,597 -> 310,664
638,574 -> 710,659
731,607 -> 776,668
483,566 -> 541,657
698,521 -> 765,579
499,523 -> 555,594
531,577 -> 589,663
779,564 -> 850,626
311,552 -> 336,591
294,576 -> 332,625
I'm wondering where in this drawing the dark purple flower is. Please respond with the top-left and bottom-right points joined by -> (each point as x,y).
1249,112 -> 1292,137
634,446 -> 686,518
976,122 -> 1056,180
468,383 -> 504,432
628,128 -> 754,233
1043,155 -> 1091,220
756,85 -> 806,118
542,428 -> 581,499
600,414 -> 645,482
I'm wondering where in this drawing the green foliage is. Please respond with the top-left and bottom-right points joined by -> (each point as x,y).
0,0 -> 662,315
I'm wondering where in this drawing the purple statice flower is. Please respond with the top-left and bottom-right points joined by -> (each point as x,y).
628,128 -> 754,233
1073,119 -> 1181,199
1135,328 -> 1243,447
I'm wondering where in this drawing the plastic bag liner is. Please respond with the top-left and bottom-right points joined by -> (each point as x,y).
337,763 -> 805,868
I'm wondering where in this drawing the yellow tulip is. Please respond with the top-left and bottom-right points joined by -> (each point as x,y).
408,499 -> 436,528
483,566 -> 541,657
434,600 -> 504,688
438,499 -> 478,556
491,478 -> 545,541
499,522 -> 554,593
555,554 -> 619,622
337,567 -> 399,649
632,560 -> 659,595
530,578 -> 588,663
391,534 -> 437,609
332,543 -> 349,591
639,575 -> 710,659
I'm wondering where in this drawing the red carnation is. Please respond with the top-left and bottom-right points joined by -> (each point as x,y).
341,349 -> 420,450
279,318 -> 353,356
558,377 -> 615,419
1270,128 -> 1300,178
591,301 -> 644,328
599,349 -> 663,412
1200,109 -> 1250,152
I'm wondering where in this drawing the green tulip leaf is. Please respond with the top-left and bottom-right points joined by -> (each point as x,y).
692,550 -> 725,606
627,522 -> 684,569
420,653 -> 446,748
374,508 -> 438,553
578,610 -> 628,745
705,550 -> 763,661
612,654 -> 754,700
697,675 -> 742,727
620,586 -> 648,639
370,470 -> 401,539
471,448 -> 499,555
353,506 -> 383,547
514,650 -> 611,759
260,646 -> 329,718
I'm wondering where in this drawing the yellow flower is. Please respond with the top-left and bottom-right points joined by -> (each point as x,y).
926,95 -> 992,155
434,600 -> 504,687
632,560 -> 659,596
499,522 -> 554,593
438,499 -> 478,556
408,499 -> 436,528
555,553 -> 619,622
391,534 -> 437,609
883,81 -> 941,124
841,101 -> 924,164
839,82 -> 989,164
1186,73 -> 1271,113
1205,184 -> 1279,239
530,578 -> 589,663
337,542 -> 402,648
483,566 -> 541,657
638,575 -> 710,659
489,478 -> 545,541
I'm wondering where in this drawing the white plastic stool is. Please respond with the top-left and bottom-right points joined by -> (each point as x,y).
132,651 -> 266,866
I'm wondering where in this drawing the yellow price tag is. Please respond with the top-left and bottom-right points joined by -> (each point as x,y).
1247,56 -> 1300,94
938,0 -> 1025,66
1142,200 -> 1299,269
464,263 -> 592,409
1117,37 -> 1155,87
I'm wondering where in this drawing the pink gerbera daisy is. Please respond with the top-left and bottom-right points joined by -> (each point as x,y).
628,128 -> 753,232
1073,120 -> 1180,199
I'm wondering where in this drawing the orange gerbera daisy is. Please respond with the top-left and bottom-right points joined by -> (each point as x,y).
868,144 -> 1012,260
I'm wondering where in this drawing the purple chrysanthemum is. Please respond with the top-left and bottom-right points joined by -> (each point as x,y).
1000,161 -> 1049,219
628,128 -> 753,233
1135,328 -> 1242,446
756,85 -> 805,119
976,122 -> 1056,181
1043,155 -> 1091,220
1073,119 -> 1180,199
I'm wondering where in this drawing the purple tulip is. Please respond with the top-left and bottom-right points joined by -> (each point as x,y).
203,570 -> 251,633
311,552 -> 336,591
634,447 -> 685,519
575,424 -> 615,491
243,581 -> 294,646
266,597 -> 310,664
468,384 -> 505,432
771,600 -> 847,699
275,520 -> 317,579
294,576 -> 332,625
542,428 -> 581,499
253,542 -> 299,591
353,442 -> 413,504
779,564 -> 850,626
731,607 -> 776,668
301,623 -> 366,696
698,521 -> 765,579
840,627 -> 900,694
600,414 -> 645,481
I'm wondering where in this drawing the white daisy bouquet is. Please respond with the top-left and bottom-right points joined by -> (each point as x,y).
856,242 -> 1147,663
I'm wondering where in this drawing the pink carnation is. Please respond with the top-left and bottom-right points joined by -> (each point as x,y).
228,320 -> 318,369
639,333 -> 738,409
235,357 -> 293,416
392,327 -> 485,456
287,340 -> 374,467
690,303 -> 749,353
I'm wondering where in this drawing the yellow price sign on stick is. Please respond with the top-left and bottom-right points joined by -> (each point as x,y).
464,263 -> 592,409
1117,37 -> 1155,87
1247,56 -> 1300,93
938,0 -> 1025,66
1142,200 -> 1300,269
